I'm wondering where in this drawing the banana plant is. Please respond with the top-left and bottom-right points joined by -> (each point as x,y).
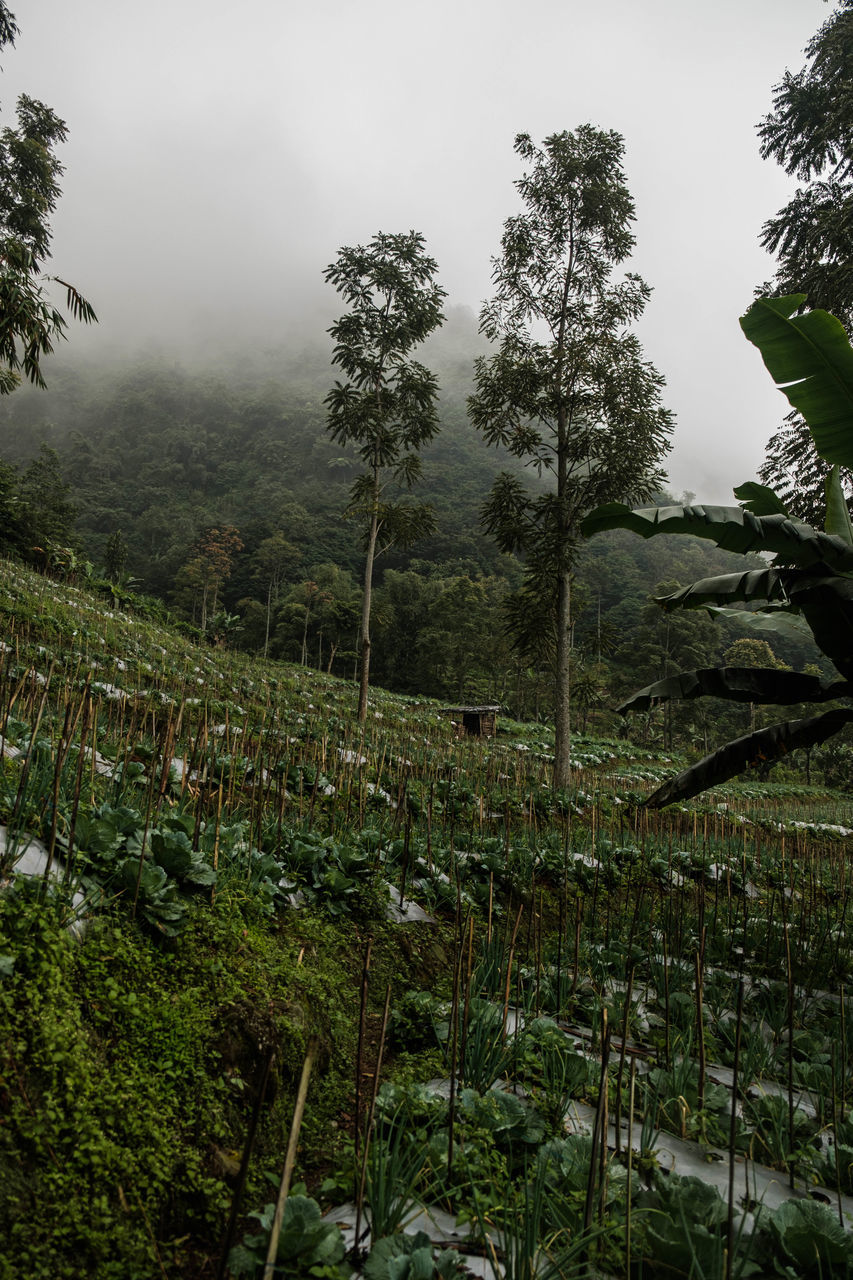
581,295 -> 853,807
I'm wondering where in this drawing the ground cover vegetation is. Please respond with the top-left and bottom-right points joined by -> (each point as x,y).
1,560 -> 853,1277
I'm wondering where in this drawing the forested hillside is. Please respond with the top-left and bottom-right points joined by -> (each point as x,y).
0,340 -> 829,778
0,307 -> 831,757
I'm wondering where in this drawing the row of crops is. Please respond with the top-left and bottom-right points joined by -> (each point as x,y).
2,559 -> 853,1277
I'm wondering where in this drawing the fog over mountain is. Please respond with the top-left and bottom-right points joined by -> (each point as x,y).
2,0 -> 827,500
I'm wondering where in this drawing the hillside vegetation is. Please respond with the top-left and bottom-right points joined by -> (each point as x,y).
0,336 -> 834,754
2,561 -> 853,1278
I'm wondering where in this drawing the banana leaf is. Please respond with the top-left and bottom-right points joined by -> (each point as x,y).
685,573 -> 853,679
579,502 -> 853,573
789,575 -> 853,681
739,296 -> 853,470
655,568 -> 794,611
617,667 -> 851,714
825,464 -> 853,545
706,605 -> 815,643
733,480 -> 789,516
644,708 -> 853,809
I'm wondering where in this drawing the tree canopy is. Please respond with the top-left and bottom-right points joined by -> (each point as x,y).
324,231 -> 446,722
469,127 -> 673,785
757,0 -> 853,520
0,1 -> 96,395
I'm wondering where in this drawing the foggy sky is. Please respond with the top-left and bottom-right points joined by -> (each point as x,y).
2,0 -> 830,500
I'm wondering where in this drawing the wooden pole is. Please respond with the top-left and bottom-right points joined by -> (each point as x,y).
263,1037 -> 319,1276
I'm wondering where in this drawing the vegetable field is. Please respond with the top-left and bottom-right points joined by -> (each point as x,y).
1,559 -> 853,1279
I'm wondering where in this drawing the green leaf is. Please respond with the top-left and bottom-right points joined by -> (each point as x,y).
769,1198 -> 852,1271
621,541 -> 853,683
825,464 -> 853,545
790,575 -> 853,680
276,1196 -> 346,1266
706,605 -> 815,643
643,709 -> 853,808
740,296 -> 853,470
654,1172 -> 729,1229
580,501 -> 853,573
734,480 -> 790,516
150,829 -> 194,877
656,568 -> 793,611
150,829 -> 215,887
617,667 -> 851,713
365,1232 -> 461,1280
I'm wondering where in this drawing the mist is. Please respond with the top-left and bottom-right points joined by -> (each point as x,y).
1,0 -> 828,500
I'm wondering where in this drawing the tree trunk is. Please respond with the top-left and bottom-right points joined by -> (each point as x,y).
301,605 -> 310,666
263,580 -> 272,660
552,265 -> 574,790
326,641 -> 338,675
357,499 -> 380,724
554,567 -> 572,788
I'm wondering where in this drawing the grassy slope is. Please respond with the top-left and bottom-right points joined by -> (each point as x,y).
0,559 -> 851,1279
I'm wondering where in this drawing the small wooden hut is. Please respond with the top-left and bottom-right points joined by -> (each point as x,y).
440,705 -> 500,737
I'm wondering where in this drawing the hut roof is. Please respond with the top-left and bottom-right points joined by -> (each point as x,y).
441,705 -> 501,714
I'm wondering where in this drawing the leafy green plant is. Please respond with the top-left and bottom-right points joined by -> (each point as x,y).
638,1170 -> 766,1279
468,1146 -> 603,1280
365,1098 -> 434,1243
389,990 -> 444,1053
645,1054 -> 730,1143
522,1017 -> 591,1127
809,1114 -> 853,1194
453,999 -> 516,1092
457,1088 -> 547,1154
582,295 -> 853,805
363,1231 -> 464,1280
71,804 -> 217,936
769,1198 -> 853,1276
228,1194 -> 348,1278
741,1091 -> 817,1172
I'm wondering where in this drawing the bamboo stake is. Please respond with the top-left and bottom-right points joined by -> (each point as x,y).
832,1042 -> 844,1229
726,978 -> 744,1280
626,1056 -> 636,1274
263,1036 -> 319,1277
583,1007 -> 610,1235
355,985 -> 392,1254
447,910 -> 464,1179
354,942 -> 372,1164
783,913 -> 795,1191
501,903 -> 525,1035
695,941 -> 706,1115
614,965 -> 634,1155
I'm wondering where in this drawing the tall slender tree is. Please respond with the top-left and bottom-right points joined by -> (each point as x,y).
469,128 -> 673,788
324,231 -> 445,722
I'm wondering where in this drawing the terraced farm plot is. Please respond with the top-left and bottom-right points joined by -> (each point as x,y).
2,560 -> 853,1278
